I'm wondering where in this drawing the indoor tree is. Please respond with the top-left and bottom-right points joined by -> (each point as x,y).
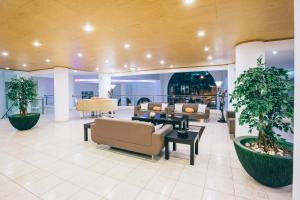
7,77 -> 37,116
230,57 -> 293,153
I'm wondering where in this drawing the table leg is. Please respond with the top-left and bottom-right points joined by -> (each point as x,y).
84,126 -> 88,141
173,142 -> 176,151
164,139 -> 169,160
190,143 -> 195,165
186,118 -> 189,128
179,122 -> 182,130
195,139 -> 199,155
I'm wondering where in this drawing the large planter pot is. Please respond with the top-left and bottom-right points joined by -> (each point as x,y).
8,113 -> 40,131
234,136 -> 293,187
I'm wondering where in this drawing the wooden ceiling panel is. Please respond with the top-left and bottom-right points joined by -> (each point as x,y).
0,0 -> 294,72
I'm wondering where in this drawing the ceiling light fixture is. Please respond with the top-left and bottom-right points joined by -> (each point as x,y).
123,64 -> 128,68
1,51 -> 9,57
204,47 -> 210,51
96,67 -> 99,71
160,60 -> 165,65
210,62 -> 214,65
184,0 -> 195,5
197,30 -> 206,37
32,40 -> 42,47
45,58 -> 51,63
124,43 -> 130,49
105,59 -> 109,64
169,65 -> 174,68
272,50 -> 278,55
83,23 -> 94,32
146,53 -> 152,59
207,56 -> 213,60
22,64 -> 27,67
5,67 -> 10,70
74,70 -> 78,73
77,53 -> 83,57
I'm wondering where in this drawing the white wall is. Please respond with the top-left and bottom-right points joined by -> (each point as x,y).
74,82 -> 98,97
293,0 -> 299,199
37,77 -> 54,96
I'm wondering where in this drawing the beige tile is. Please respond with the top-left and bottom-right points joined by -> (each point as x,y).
205,176 -> 234,195
202,189 -> 235,200
105,182 -> 142,200
136,189 -> 169,200
85,175 -> 120,197
68,170 -> 100,187
14,168 -> 50,187
179,169 -> 206,187
0,181 -> 23,199
124,168 -> 156,187
24,174 -> 63,196
234,180 -> 267,199
42,182 -> 81,200
145,175 -> 177,196
4,188 -> 40,200
171,181 -> 204,200
104,164 -> 134,180
68,189 -> 102,200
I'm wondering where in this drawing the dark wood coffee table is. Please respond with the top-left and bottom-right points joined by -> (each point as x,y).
164,127 -> 205,165
132,114 -> 188,130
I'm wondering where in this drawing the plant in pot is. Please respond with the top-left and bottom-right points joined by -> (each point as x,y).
7,77 -> 40,130
230,57 -> 294,187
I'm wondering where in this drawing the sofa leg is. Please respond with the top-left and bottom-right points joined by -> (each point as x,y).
151,155 -> 154,160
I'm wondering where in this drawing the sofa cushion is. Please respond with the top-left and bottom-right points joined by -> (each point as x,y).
161,103 -> 168,111
153,106 -> 161,111
140,103 -> 148,111
197,104 -> 207,113
174,103 -> 183,113
185,107 -> 195,113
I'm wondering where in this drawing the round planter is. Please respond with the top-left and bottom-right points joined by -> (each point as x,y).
234,136 -> 293,187
8,113 -> 40,131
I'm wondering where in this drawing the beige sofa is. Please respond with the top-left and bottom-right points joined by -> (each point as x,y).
76,98 -> 118,117
134,102 -> 167,116
226,111 -> 235,136
166,103 -> 210,121
91,118 -> 173,157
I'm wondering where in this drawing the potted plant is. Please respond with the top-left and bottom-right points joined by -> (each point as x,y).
7,77 -> 40,130
230,57 -> 293,187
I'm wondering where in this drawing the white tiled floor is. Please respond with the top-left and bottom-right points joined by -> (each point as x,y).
0,108 -> 293,200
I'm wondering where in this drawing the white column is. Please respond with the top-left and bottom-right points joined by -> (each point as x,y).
98,73 -> 111,98
293,0 -> 300,199
120,83 -> 126,106
0,70 -> 5,117
54,67 -> 69,121
69,74 -> 74,108
227,64 -> 235,111
235,41 -> 265,137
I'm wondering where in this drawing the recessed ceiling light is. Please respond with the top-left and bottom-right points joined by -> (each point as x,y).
137,68 -> 141,71
83,23 -> 94,32
197,30 -> 206,37
210,62 -> 214,65
77,53 -> 83,57
184,0 -> 195,5
146,53 -> 152,59
160,60 -> 165,65
74,70 -> 78,73
123,64 -> 128,68
32,40 -> 42,47
45,58 -> 51,63
22,64 -> 27,67
5,67 -> 10,70
272,50 -> 278,55
207,56 -> 213,60
96,67 -> 99,71
169,65 -> 174,68
105,59 -> 109,64
1,51 -> 9,57
124,43 -> 130,49
204,47 -> 210,52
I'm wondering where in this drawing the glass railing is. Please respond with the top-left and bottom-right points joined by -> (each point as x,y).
1,97 -> 45,119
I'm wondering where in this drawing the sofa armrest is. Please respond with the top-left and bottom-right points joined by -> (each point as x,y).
152,124 -> 173,150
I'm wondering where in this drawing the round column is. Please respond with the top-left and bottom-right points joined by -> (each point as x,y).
235,41 -> 265,137
227,64 -> 236,111
54,67 -> 70,121
98,73 -> 112,98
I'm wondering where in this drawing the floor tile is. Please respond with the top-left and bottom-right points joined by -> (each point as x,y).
105,182 -> 142,200
145,175 -> 177,196
136,189 -> 168,200
171,181 -> 204,200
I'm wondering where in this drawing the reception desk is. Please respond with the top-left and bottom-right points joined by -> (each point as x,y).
76,98 -> 118,118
